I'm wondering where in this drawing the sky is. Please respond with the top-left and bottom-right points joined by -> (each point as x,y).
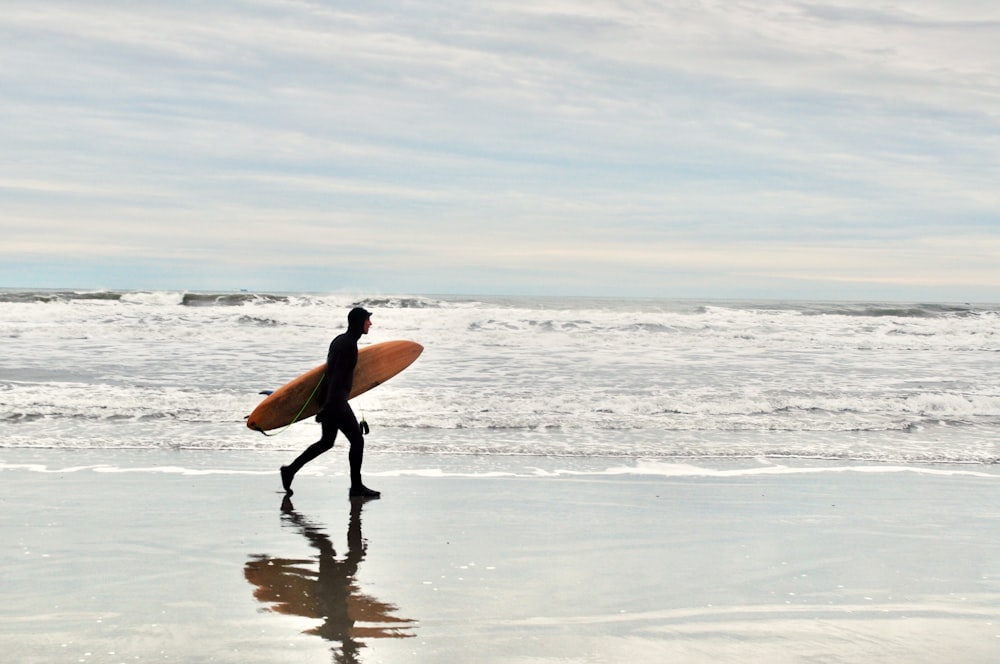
2,1 -> 999,301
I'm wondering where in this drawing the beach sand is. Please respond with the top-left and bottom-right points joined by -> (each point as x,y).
3,448 -> 1000,663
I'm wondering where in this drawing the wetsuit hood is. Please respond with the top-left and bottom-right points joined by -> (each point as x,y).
346,307 -> 371,338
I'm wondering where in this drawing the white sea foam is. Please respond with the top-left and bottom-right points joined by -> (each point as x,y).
2,290 -> 1000,463
4,458 -> 997,480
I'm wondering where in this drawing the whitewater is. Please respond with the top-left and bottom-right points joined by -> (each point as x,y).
2,289 -> 999,464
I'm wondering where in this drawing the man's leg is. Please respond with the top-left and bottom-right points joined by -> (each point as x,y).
281,421 -> 336,495
337,405 -> 379,498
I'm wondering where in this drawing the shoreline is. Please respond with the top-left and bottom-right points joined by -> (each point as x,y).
4,448 -> 1000,662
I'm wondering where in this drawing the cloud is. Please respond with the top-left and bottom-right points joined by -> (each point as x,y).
1,1 -> 999,298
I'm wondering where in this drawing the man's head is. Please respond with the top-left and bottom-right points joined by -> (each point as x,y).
348,306 -> 372,334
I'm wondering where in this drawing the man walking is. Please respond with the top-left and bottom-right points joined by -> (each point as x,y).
280,307 -> 380,498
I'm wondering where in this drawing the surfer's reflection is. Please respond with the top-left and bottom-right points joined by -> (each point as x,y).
245,497 -> 416,663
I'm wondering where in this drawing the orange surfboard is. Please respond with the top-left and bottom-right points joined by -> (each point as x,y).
247,340 -> 423,433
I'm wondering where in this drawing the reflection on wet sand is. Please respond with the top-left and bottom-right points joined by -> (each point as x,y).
245,497 -> 416,662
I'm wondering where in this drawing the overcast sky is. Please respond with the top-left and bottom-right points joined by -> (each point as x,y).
2,1 -> 999,300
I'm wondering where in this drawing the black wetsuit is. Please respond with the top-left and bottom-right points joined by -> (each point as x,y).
284,317 -> 367,487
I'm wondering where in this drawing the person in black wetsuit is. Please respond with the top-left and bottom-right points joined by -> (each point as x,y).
280,307 -> 380,498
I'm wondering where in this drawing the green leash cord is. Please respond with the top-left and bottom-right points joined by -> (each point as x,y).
252,376 -> 371,437
254,375 -> 325,437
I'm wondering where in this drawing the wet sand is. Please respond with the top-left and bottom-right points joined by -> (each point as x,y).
3,448 -> 1000,663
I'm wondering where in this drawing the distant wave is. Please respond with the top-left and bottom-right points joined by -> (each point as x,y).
826,304 -> 979,318
355,296 -> 448,309
180,292 -> 311,306
698,301 -> 994,318
0,289 -> 452,309
0,289 -> 126,303
791,302 -> 990,318
1,289 -> 996,318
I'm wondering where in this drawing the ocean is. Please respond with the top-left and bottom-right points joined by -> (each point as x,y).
2,289 -> 1000,465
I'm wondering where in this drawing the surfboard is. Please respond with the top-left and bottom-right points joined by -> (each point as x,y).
246,339 -> 423,433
